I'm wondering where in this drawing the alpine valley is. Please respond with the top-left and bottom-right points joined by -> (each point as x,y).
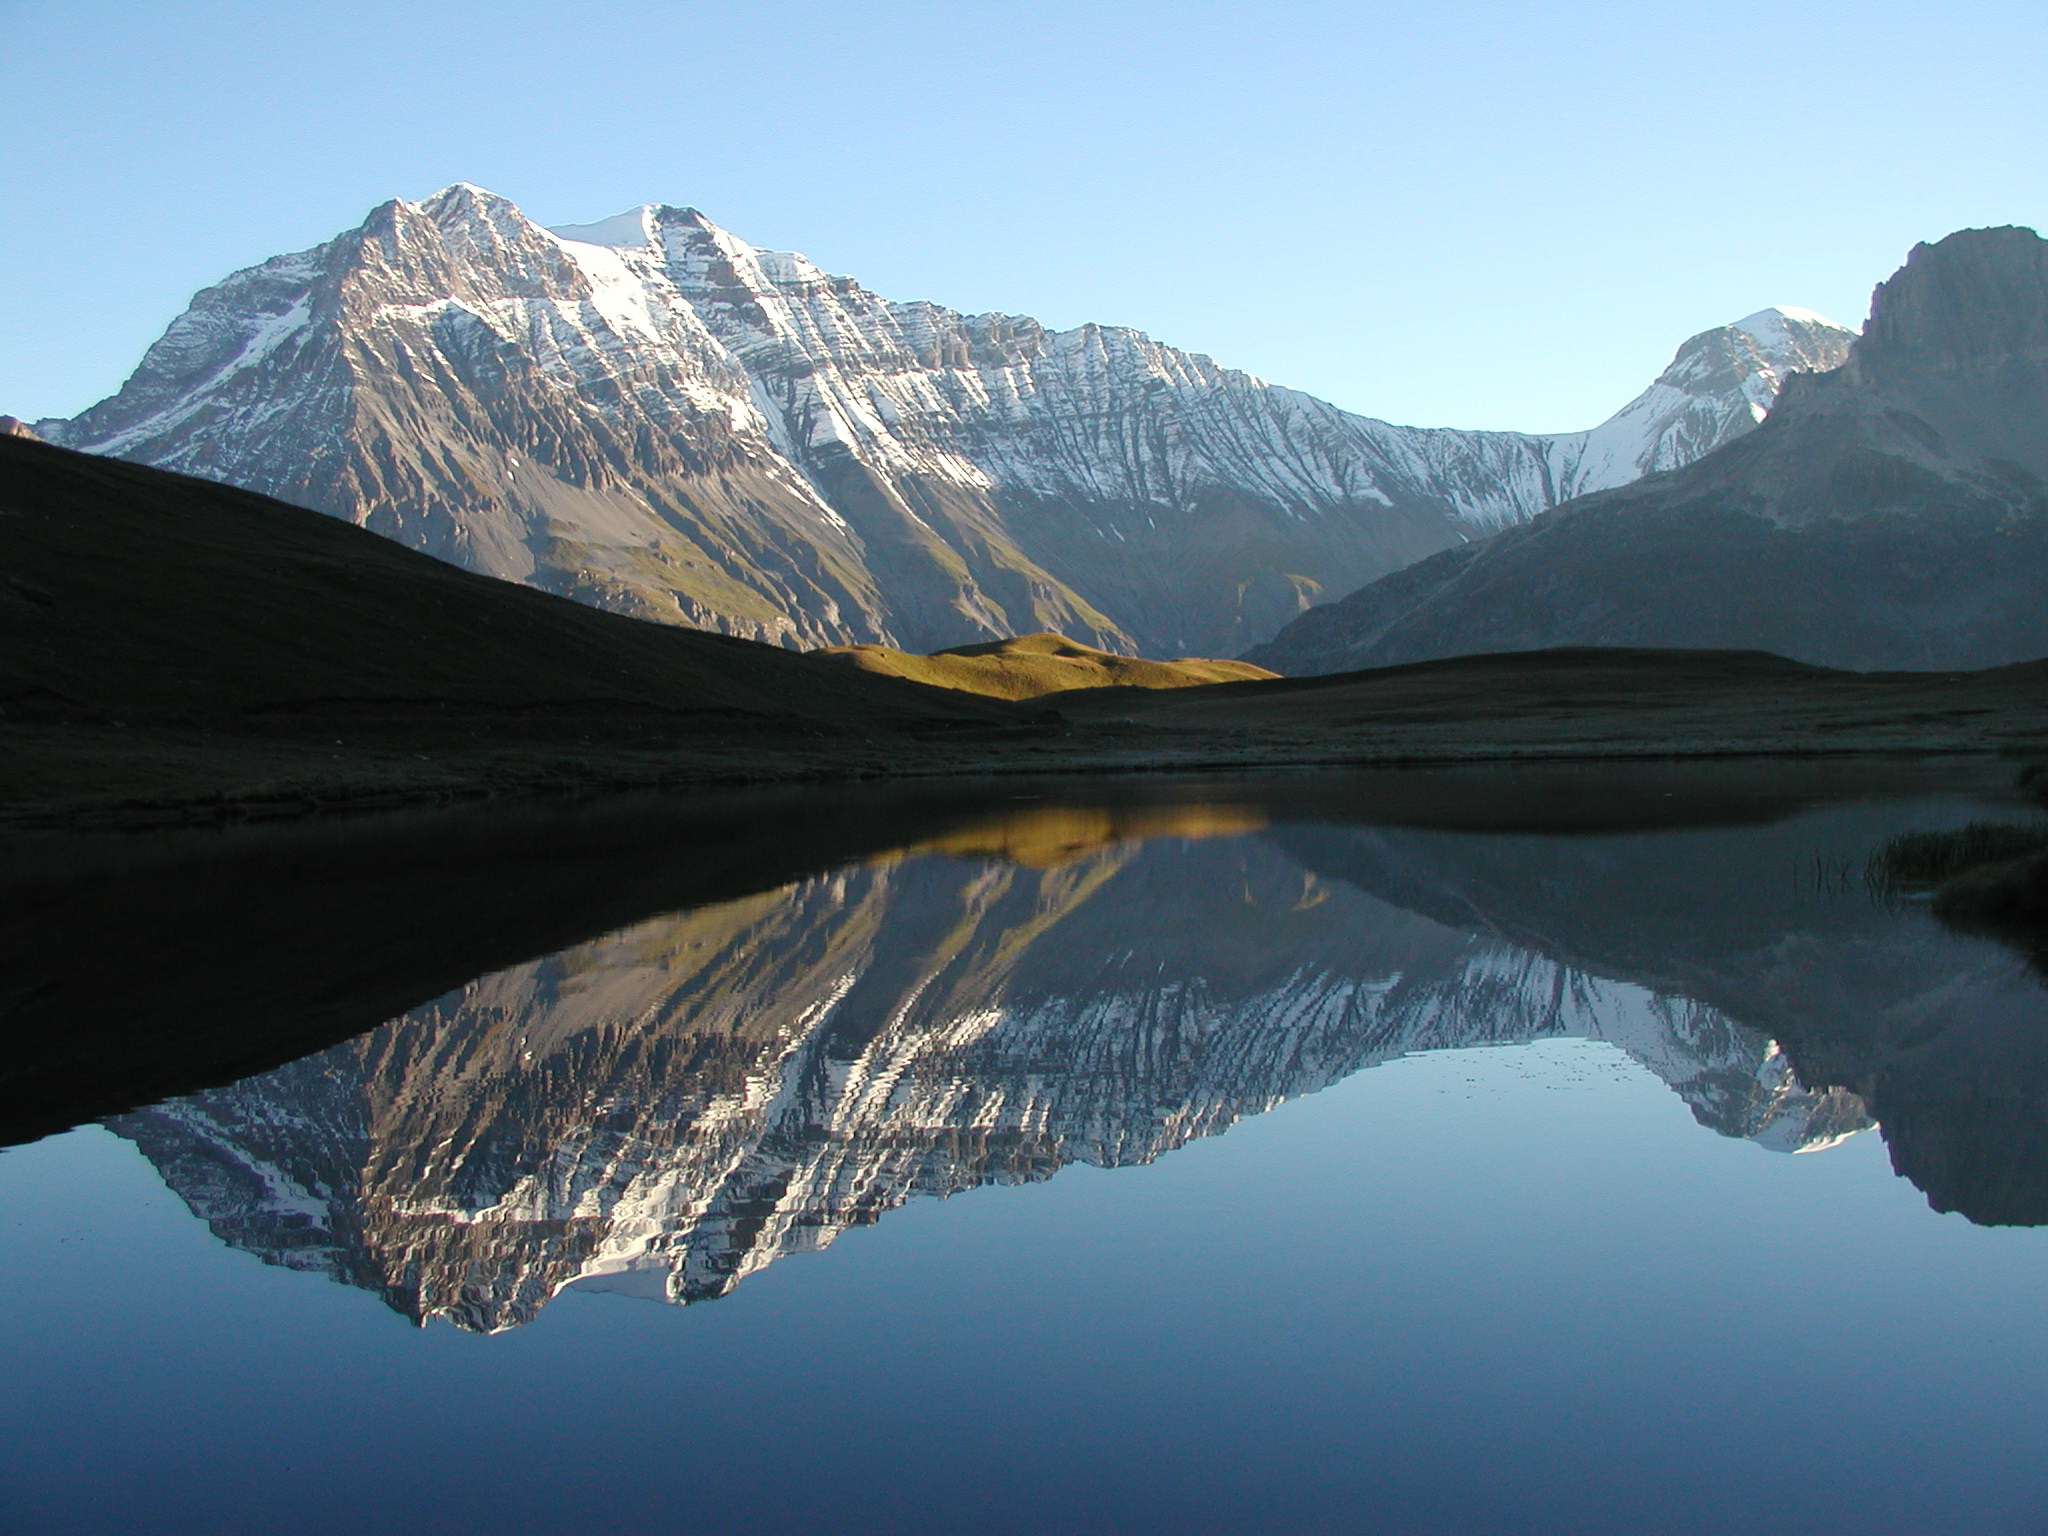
39,184 -> 1853,656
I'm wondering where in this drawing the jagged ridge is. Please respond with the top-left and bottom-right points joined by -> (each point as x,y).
42,185 -> 1851,656
1248,227 -> 2048,674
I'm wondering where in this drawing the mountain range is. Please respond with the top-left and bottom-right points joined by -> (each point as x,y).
1250,226 -> 2048,674
35,184 -> 1852,657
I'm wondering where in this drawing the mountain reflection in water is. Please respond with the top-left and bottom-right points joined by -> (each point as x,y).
94,775 -> 2045,1335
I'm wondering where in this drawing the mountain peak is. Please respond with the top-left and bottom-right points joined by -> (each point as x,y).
1247,224 -> 2048,677
409,182 -> 534,236
549,203 -> 737,249
1654,306 -> 1854,385
1857,224 -> 2048,381
1731,306 -> 1853,348
45,182 -> 1861,658
421,180 -> 515,212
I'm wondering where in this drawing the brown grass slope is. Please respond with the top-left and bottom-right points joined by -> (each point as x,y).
813,632 -> 1277,700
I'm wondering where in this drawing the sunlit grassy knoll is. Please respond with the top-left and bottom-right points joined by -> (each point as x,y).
812,632 -> 1278,700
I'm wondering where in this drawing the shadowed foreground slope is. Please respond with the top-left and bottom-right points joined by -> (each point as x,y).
1057,644 -> 2048,762
0,434 -> 1020,821
8,434 -> 2048,828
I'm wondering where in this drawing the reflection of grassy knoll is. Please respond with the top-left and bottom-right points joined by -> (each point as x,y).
900,801 -> 1270,867
814,632 -> 1276,701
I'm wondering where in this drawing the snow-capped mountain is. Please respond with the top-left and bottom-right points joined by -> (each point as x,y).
1541,306 -> 1853,497
108,830 -> 1864,1333
1247,227 -> 2048,675
41,184 -> 1853,655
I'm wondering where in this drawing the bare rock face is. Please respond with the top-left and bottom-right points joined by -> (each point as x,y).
1248,226 -> 2048,675
0,415 -> 38,440
40,185 -> 1848,656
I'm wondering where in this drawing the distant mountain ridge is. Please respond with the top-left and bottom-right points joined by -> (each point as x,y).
39,184 -> 1851,655
1249,226 -> 2048,675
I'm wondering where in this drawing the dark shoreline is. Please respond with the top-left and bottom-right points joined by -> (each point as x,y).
9,433 -> 2046,833
8,642 -> 2045,832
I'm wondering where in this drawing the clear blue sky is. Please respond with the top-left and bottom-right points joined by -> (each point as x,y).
2,0 -> 2042,431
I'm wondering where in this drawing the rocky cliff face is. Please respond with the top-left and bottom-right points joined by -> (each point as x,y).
108,828 -> 1861,1332
1248,226 -> 2048,675
41,184 -> 1850,656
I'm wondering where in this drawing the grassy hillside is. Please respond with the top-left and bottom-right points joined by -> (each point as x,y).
814,632 -> 1277,700
0,435 -> 1017,821
6,435 -> 2048,830
0,435 -> 1013,723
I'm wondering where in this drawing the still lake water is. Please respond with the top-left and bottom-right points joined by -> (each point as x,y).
4,763 -> 2048,1534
